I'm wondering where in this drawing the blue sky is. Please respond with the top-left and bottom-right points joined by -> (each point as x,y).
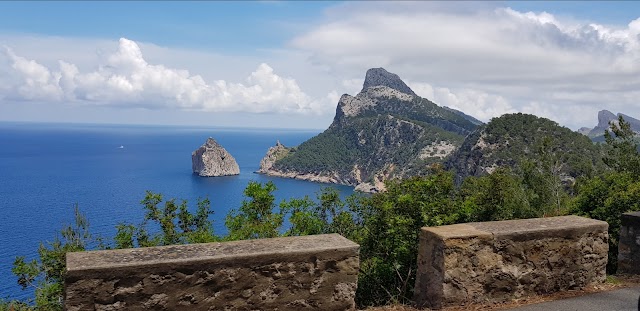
0,1 -> 337,53
1,1 -> 639,129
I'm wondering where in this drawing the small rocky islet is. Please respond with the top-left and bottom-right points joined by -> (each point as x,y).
191,137 -> 240,177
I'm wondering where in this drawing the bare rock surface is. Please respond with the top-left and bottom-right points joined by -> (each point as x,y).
361,67 -> 416,96
583,110 -> 640,138
192,137 -> 240,177
257,140 -> 289,173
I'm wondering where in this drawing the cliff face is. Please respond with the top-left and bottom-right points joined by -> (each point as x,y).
257,140 -> 290,174
582,110 -> 640,139
192,138 -> 240,177
588,110 -> 618,138
361,67 -> 416,96
257,68 -> 479,192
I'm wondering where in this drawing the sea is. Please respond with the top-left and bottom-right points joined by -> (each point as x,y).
0,121 -> 355,301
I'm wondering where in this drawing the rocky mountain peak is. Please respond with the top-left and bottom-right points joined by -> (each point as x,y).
597,110 -> 617,128
582,110 -> 640,138
361,68 -> 416,96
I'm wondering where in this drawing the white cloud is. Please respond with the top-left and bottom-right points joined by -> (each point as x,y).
4,47 -> 63,101
1,38 -> 336,116
407,81 -> 515,122
406,82 -> 434,103
290,2 -> 640,129
3,3 -> 640,130
341,78 -> 364,95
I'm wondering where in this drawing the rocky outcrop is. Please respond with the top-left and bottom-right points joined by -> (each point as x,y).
192,137 -> 240,177
257,140 -> 290,173
581,110 -> 640,138
361,67 -> 416,96
588,110 -> 618,137
257,169 -> 346,185
598,110 -> 617,128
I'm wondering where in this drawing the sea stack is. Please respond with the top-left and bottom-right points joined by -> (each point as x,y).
192,137 -> 240,177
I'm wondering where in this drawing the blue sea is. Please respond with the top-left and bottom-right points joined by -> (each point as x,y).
0,122 -> 354,301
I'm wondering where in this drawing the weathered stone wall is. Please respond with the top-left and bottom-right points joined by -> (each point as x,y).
414,216 -> 608,309
618,211 -> 640,274
65,234 -> 359,311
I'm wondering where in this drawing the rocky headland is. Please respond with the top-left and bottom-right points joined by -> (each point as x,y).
256,140 -> 290,174
256,68 -> 620,193
192,137 -> 240,177
256,67 -> 478,192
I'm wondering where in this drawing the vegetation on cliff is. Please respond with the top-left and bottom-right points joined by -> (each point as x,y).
261,68 -> 479,190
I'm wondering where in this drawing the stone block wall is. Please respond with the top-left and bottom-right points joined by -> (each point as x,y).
65,234 -> 359,311
414,216 -> 608,309
618,211 -> 640,274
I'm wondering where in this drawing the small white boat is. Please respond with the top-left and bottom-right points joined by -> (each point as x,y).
118,145 -> 124,149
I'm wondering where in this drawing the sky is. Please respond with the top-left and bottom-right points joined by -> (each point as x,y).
1,1 -> 639,130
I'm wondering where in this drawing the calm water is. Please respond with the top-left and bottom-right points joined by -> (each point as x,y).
0,122 -> 354,300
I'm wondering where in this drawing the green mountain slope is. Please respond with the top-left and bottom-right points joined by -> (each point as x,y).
257,68 -> 479,191
446,113 -> 606,182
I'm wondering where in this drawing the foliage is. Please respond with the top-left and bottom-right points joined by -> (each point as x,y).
574,116 -> 640,273
603,115 -> 640,177
448,113 -> 606,182
114,191 -> 217,248
281,187 -> 360,238
274,128 -> 360,174
573,172 -> 640,273
223,181 -> 362,241
11,206 -> 91,311
0,300 -> 33,311
519,136 -> 573,216
353,169 -> 462,306
460,168 -> 537,222
225,181 -> 285,240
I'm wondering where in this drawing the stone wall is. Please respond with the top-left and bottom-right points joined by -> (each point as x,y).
618,211 -> 640,274
414,216 -> 608,309
65,234 -> 359,311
